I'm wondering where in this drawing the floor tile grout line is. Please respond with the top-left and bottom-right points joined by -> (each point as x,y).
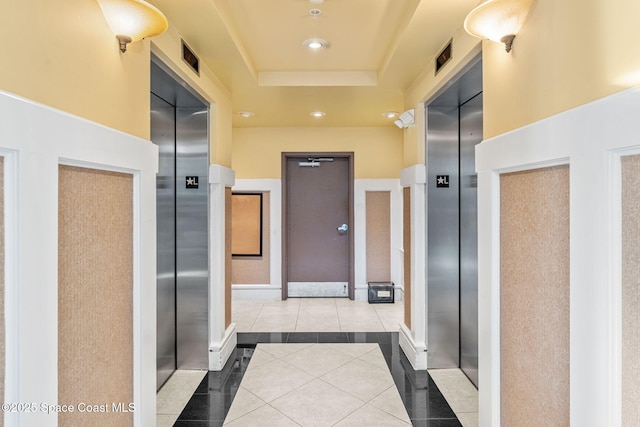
222,386 -> 268,425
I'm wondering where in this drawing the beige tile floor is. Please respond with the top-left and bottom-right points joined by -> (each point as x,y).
156,370 -> 207,427
232,298 -> 404,332
429,369 -> 479,427
157,298 -> 478,427
224,343 -> 411,426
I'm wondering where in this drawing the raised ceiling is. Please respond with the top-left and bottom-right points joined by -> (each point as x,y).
149,0 -> 481,127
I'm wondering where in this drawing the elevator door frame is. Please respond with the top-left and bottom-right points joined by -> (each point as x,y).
151,58 -> 210,390
424,56 -> 482,387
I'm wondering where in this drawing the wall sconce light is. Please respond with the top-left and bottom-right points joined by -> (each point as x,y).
464,0 -> 533,53
394,109 -> 415,129
97,0 -> 169,53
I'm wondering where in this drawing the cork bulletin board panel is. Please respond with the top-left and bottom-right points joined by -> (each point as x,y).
231,193 -> 263,256
403,187 -> 411,329
58,165 -> 133,427
500,165 -> 570,427
366,191 -> 391,282
621,155 -> 640,426
232,192 -> 270,285
0,157 -> 4,415
226,188 -> 232,328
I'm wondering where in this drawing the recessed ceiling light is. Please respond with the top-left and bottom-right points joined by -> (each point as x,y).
309,8 -> 322,18
237,111 -> 255,118
382,111 -> 399,119
303,38 -> 329,50
310,111 -> 326,118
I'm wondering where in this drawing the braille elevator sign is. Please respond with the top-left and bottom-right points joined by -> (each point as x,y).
186,176 -> 199,189
436,175 -> 450,188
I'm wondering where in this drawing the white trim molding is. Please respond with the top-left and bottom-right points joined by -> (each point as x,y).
231,179 -> 282,300
399,164 -> 427,370
231,178 -> 404,303
209,323 -> 237,371
399,323 -> 427,370
0,90 -> 158,426
354,179 -> 403,301
208,164 -> 236,371
476,88 -> 640,427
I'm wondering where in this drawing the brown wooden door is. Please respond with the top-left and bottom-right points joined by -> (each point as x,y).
283,154 -> 353,298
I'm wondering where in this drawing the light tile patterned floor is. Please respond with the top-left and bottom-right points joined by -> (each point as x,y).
158,299 -> 478,426
156,370 -> 207,427
429,369 -> 479,427
232,298 -> 404,333
223,343 -> 411,426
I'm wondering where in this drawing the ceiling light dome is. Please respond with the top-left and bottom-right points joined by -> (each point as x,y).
310,111 -> 326,118
303,38 -> 329,50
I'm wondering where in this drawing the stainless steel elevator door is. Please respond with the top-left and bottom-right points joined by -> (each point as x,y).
175,106 -> 209,369
425,58 -> 481,386
152,93 -> 177,389
152,60 -> 210,390
459,93 -> 482,387
427,105 -> 460,369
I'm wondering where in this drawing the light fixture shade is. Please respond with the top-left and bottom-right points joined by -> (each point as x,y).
464,0 -> 533,44
98,0 -> 168,48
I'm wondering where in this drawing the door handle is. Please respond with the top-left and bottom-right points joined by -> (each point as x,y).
337,223 -> 349,232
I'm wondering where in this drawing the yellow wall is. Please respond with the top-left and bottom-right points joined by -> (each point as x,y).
402,27 -> 482,167
483,0 -> 640,138
0,0 -> 233,165
0,0 -> 150,139
232,127 -> 403,179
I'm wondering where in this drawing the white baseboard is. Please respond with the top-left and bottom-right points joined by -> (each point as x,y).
399,323 -> 427,370
209,324 -> 237,371
354,287 -> 368,301
232,284 -> 404,302
232,285 -> 282,301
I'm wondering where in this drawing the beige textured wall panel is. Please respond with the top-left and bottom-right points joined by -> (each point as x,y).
0,158 -> 4,425
500,165 -> 570,427
225,188 -> 233,328
232,192 -> 270,284
403,187 -> 411,329
58,166 -> 133,427
366,191 -> 391,282
621,155 -> 640,426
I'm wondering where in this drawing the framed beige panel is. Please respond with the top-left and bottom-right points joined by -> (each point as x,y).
500,165 -> 570,427
403,187 -> 411,329
366,191 -> 391,282
58,165 -> 133,427
231,193 -> 263,256
621,155 -> 640,426
232,192 -> 270,285
0,157 -> 4,414
226,188 -> 233,328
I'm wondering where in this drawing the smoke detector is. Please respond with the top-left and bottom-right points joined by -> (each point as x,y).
309,8 -> 322,17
